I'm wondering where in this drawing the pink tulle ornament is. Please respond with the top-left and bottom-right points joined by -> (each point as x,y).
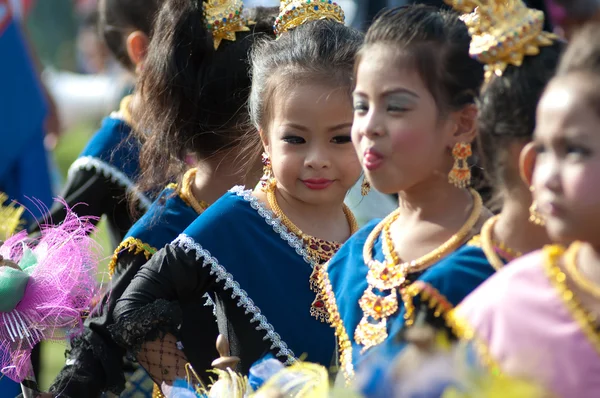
0,201 -> 100,383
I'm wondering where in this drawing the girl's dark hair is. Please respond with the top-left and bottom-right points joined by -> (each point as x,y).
362,5 -> 484,114
359,5 -> 488,197
98,0 -> 161,71
555,23 -> 600,113
478,41 -> 565,202
136,0 -> 277,197
244,20 -> 363,158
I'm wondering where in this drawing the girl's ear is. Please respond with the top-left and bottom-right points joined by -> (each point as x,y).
519,141 -> 537,186
126,31 -> 150,72
446,103 -> 478,147
259,128 -> 269,153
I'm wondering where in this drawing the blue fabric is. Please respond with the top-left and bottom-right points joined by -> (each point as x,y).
327,222 -> 495,369
124,186 -> 199,250
0,374 -> 20,396
181,190 -> 335,367
0,130 -> 53,221
0,17 -> 52,219
0,19 -> 47,171
248,354 -> 284,391
77,116 -> 141,184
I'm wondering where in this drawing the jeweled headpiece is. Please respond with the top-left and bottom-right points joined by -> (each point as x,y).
443,0 -> 557,81
205,0 -> 250,50
273,0 -> 345,37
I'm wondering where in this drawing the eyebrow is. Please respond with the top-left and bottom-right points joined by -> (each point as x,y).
560,131 -> 591,143
380,88 -> 420,99
282,123 -> 309,132
282,122 -> 353,133
328,122 -> 353,132
353,87 -> 420,99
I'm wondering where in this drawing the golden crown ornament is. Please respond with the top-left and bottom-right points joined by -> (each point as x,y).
205,0 -> 251,50
273,0 -> 345,37
443,0 -> 557,82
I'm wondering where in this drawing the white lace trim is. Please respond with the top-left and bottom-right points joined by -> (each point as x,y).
68,156 -> 151,210
229,185 -> 317,270
174,234 -> 297,365
203,293 -> 217,317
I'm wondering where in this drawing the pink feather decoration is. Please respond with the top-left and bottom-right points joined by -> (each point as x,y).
0,203 -> 100,382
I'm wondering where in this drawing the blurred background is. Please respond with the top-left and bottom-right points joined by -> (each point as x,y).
2,0 -> 572,391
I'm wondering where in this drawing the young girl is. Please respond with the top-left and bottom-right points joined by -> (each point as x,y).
451,23 -> 600,398
348,1 -> 563,394
111,1 -> 363,392
29,0 -> 159,248
319,5 -> 493,381
445,0 -> 562,273
45,1 -> 277,397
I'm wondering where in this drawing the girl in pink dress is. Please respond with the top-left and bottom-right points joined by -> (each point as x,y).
453,23 -> 600,398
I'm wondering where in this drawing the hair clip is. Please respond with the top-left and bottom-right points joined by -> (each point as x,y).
273,0 -> 345,37
205,0 -> 251,50
444,0 -> 557,81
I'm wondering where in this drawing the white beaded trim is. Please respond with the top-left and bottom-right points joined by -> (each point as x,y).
203,293 -> 217,317
68,156 -> 151,210
174,234 -> 297,365
230,185 -> 317,270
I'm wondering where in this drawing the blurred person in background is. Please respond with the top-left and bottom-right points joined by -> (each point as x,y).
0,0 -> 59,395
29,0 -> 161,248
0,0 -> 56,219
43,0 -> 133,133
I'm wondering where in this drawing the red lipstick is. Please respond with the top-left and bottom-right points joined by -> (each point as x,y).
302,178 -> 334,190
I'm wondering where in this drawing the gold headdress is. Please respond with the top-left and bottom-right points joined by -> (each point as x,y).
443,0 -> 557,81
204,0 -> 250,50
273,0 -> 345,37
0,193 -> 24,240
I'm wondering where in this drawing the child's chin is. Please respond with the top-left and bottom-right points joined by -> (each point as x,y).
546,219 -> 576,245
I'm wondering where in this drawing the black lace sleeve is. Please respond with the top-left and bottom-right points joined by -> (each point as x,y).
111,243 -> 215,354
28,168 -> 107,233
49,252 -> 154,397
27,166 -> 137,248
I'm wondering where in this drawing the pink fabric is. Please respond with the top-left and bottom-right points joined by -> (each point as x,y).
0,203 -> 99,382
457,251 -> 600,398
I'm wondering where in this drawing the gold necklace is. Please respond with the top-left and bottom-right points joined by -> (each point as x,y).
266,184 -> 358,242
545,244 -> 600,357
179,168 -> 209,214
564,241 -> 600,299
119,95 -> 134,126
355,188 -> 483,351
480,215 -> 522,271
266,183 -> 358,322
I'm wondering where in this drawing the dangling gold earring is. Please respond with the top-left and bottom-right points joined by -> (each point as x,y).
448,142 -> 472,188
260,152 -> 275,192
361,176 -> 371,196
529,186 -> 545,226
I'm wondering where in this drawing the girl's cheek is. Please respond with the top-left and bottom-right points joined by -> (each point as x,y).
564,166 -> 600,208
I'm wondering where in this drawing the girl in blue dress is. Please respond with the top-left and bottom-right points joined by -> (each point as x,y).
29,0 -> 160,248
44,1 -> 278,397
111,1 -> 364,394
319,4 -> 495,382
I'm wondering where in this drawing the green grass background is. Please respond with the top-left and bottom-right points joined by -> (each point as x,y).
40,123 -> 114,390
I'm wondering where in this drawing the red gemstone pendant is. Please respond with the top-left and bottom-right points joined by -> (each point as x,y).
310,294 -> 329,323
